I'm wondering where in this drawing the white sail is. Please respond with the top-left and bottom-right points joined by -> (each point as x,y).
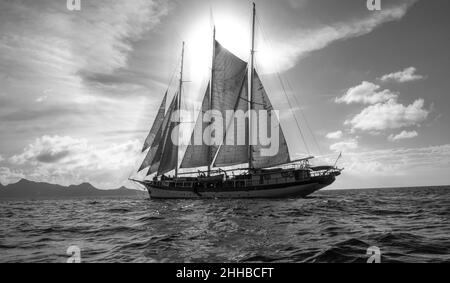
142,92 -> 167,153
138,92 -> 168,172
211,41 -> 248,158
180,84 -> 211,169
251,72 -> 291,168
139,146 -> 158,173
214,75 -> 249,167
157,93 -> 180,176
146,93 -> 178,176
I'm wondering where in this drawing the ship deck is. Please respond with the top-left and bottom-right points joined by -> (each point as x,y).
143,169 -> 340,192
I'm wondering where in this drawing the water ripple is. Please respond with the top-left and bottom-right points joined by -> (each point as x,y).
0,186 -> 449,263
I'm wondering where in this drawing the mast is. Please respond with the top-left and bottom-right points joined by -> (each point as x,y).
208,27 -> 216,176
175,41 -> 185,178
249,2 -> 256,169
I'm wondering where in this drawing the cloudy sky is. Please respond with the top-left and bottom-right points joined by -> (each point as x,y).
0,0 -> 449,189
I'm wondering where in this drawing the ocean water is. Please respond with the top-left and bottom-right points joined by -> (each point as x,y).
0,187 -> 449,263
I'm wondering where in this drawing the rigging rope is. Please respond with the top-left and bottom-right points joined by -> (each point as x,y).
255,12 -> 323,156
275,72 -> 311,155
285,77 -> 323,155
255,14 -> 311,155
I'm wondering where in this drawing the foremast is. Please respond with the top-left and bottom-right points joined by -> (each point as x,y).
175,42 -> 185,178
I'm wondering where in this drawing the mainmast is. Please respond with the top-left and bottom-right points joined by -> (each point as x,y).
248,2 -> 256,169
208,27 -> 216,176
175,41 -> 185,178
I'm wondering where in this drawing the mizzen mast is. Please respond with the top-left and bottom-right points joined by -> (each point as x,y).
208,27 -> 216,176
175,41 -> 185,178
248,2 -> 256,170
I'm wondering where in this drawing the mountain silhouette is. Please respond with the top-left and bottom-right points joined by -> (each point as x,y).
0,179 -> 145,199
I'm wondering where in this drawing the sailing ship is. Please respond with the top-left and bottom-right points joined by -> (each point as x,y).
133,3 -> 342,199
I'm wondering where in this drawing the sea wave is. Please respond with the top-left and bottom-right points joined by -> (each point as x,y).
0,186 -> 449,263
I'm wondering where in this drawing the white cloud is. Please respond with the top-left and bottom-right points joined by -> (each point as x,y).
0,0 -> 169,95
73,0 -> 169,74
336,81 -> 398,105
0,155 -> 4,162
326,131 -> 343,140
346,99 -> 429,132
339,144 -> 450,177
260,1 -> 416,72
0,167 -> 25,186
9,135 -> 142,189
330,139 -> 358,153
0,1 -> 170,184
380,67 -> 425,83
315,144 -> 450,188
388,130 -> 418,141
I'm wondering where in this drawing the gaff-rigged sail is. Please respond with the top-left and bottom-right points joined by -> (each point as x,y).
251,72 -> 291,168
212,71 -> 291,169
213,75 -> 249,167
180,84 -> 211,169
211,41 -> 248,163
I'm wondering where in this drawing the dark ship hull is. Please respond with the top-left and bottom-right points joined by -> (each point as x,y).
142,169 -> 340,199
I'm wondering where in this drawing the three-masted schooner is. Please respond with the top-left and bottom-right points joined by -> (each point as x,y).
134,3 -> 342,199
